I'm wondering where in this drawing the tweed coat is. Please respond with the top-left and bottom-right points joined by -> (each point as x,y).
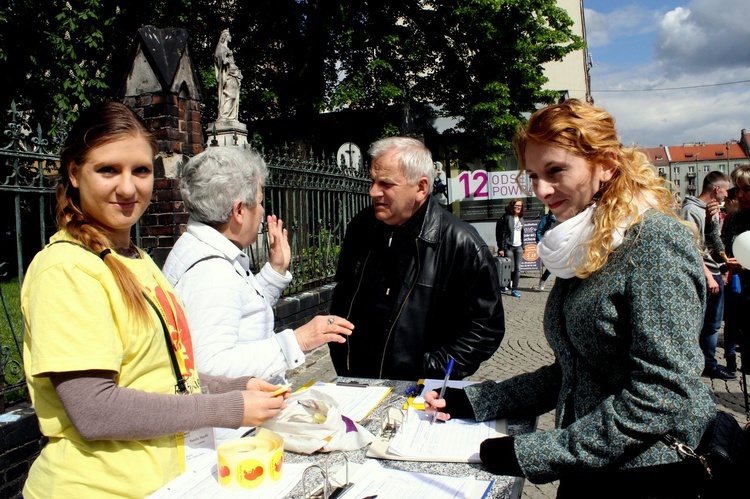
465,210 -> 716,484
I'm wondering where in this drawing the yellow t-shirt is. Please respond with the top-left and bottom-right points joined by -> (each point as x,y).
21,231 -> 200,498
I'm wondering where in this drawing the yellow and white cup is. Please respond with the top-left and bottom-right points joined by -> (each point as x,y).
216,428 -> 285,490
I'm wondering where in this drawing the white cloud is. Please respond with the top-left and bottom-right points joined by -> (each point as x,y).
585,0 -> 750,148
655,0 -> 750,75
594,82 -> 750,147
582,9 -> 610,48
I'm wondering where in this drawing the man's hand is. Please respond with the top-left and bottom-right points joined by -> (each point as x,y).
706,200 -> 720,219
707,273 -> 720,295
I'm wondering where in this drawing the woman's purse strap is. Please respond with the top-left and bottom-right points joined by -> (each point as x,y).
660,433 -> 713,478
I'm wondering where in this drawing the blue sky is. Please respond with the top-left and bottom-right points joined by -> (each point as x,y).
583,0 -> 750,148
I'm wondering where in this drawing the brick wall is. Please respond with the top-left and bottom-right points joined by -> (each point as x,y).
124,93 -> 203,157
141,172 -> 189,267
0,287 -> 334,497
0,404 -> 46,498
122,92 -> 203,267
273,284 -> 336,331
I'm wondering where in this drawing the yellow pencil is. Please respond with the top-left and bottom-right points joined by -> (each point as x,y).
272,384 -> 292,396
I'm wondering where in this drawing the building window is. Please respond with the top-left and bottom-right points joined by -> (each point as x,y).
658,167 -> 666,177
674,179 -> 680,187
703,165 -> 710,172
688,165 -> 695,173
673,166 -> 680,175
719,164 -> 725,172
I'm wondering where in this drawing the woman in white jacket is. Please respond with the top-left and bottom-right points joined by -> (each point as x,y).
162,147 -> 353,404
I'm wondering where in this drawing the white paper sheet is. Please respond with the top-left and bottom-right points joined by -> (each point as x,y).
387,407 -> 501,462
329,459 -> 493,499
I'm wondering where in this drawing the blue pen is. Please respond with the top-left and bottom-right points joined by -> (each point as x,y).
430,356 -> 455,424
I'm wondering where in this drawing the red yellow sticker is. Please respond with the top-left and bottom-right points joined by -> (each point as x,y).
216,429 -> 285,491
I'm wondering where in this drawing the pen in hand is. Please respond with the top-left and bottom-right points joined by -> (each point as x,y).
430,356 -> 455,424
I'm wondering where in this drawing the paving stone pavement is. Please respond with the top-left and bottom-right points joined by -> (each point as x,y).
286,274 -> 749,499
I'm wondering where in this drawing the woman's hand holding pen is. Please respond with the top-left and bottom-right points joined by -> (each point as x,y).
240,378 -> 290,426
423,390 -> 452,422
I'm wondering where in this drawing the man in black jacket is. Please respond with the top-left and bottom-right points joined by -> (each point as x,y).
329,137 -> 505,380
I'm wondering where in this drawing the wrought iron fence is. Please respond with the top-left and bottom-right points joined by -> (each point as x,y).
249,143 -> 371,293
0,101 -> 372,408
0,101 -> 65,410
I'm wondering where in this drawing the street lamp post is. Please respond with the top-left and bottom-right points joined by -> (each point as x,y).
694,152 -> 699,198
726,141 -> 731,172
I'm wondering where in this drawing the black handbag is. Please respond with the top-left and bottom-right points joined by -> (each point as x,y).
662,410 -> 746,497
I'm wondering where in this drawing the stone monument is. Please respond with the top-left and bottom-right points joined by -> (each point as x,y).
207,29 -> 248,146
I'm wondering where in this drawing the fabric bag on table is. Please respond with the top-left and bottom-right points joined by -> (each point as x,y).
260,387 -> 375,454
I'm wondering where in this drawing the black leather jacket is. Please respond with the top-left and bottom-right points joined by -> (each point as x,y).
329,197 -> 505,380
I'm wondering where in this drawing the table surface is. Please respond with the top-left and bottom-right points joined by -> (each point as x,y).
283,377 -> 535,499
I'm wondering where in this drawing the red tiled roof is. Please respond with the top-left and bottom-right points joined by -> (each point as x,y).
667,143 -> 744,163
641,146 -> 669,165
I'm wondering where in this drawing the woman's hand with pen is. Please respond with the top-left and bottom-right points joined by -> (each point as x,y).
423,390 -> 452,422
424,387 -> 475,421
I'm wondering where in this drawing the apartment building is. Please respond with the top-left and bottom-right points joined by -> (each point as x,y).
642,139 -> 750,202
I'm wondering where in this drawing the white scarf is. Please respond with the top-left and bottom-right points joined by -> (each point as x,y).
538,193 -> 659,279
537,203 -> 630,279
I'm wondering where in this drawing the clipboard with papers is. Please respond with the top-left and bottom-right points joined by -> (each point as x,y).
367,404 -> 507,463
299,380 -> 393,422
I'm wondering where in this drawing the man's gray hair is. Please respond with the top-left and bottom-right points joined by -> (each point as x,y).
368,137 -> 435,191
180,146 -> 268,225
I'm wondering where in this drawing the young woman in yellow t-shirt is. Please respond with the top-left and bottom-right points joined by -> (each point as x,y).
21,101 -> 290,498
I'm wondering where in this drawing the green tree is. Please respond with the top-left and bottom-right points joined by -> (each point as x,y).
329,0 -> 583,163
0,0 -> 582,161
0,0 -> 225,126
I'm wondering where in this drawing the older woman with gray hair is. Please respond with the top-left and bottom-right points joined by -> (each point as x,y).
163,147 -> 353,424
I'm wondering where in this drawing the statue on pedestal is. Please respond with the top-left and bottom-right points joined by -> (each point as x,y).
214,29 -> 242,122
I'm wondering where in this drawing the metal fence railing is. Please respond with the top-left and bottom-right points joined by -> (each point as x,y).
245,143 -> 371,293
0,101 -> 65,410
